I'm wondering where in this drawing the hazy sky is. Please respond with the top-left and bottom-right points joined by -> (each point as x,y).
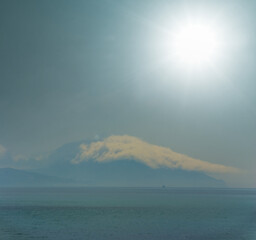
0,0 -> 256,186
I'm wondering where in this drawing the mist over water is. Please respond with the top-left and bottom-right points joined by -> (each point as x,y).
0,188 -> 255,240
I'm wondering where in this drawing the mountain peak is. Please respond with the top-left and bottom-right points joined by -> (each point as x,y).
72,135 -> 239,174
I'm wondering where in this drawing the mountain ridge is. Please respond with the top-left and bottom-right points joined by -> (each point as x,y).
0,136 -> 232,187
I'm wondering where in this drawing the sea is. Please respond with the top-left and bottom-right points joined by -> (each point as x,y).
0,187 -> 255,240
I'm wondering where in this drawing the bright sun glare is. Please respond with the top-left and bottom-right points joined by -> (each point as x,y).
171,21 -> 221,70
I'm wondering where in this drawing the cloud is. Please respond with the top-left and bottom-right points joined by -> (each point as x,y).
13,154 -> 29,162
0,144 -> 6,158
72,135 -> 239,174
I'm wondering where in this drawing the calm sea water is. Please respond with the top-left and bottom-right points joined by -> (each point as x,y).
0,187 -> 255,240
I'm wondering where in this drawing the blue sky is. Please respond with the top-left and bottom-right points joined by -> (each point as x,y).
0,0 -> 255,187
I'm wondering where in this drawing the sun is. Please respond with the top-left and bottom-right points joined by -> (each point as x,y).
171,21 -> 221,70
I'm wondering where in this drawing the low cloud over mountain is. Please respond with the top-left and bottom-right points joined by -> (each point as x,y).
72,135 -> 239,174
0,135 -> 240,187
